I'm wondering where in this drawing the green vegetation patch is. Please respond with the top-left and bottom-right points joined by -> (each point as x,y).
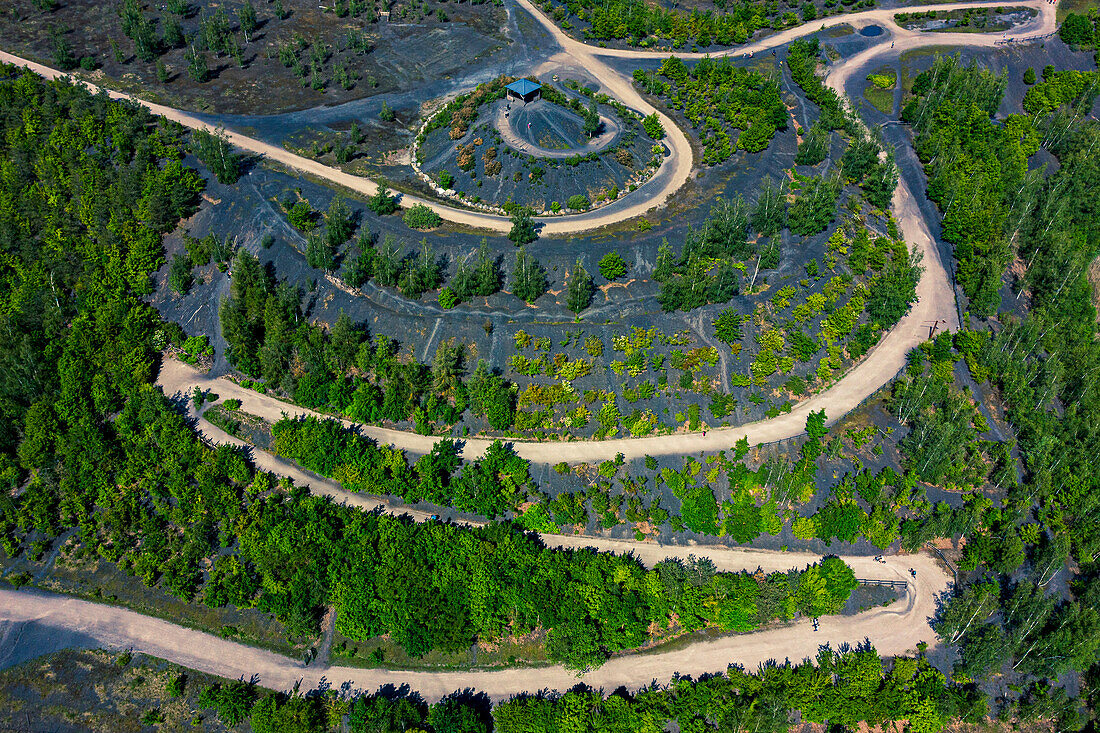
634,56 -> 787,164
863,70 -> 896,115
894,6 -> 1037,33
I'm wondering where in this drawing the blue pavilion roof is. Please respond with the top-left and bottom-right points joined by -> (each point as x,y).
505,79 -> 542,96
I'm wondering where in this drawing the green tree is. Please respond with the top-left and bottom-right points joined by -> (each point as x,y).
508,208 -> 538,246
168,253 -> 194,295
238,1 -> 258,42
468,360 -> 515,429
598,251 -> 627,281
366,186 -> 398,215
795,122 -> 829,166
751,176 -> 787,237
713,309 -> 743,344
428,693 -> 490,733
324,195 -> 357,246
286,200 -> 317,232
453,240 -> 502,299
50,29 -> 76,70
163,15 -> 185,48
198,680 -> 256,726
583,99 -> 602,137
250,692 -> 326,733
306,231 -> 335,272
398,240 -> 443,298
510,248 -> 548,303
185,46 -> 209,82
566,258 -> 595,314
191,129 -> 241,184
934,578 -> 999,644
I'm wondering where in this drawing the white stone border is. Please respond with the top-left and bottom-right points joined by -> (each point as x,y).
409,90 -> 666,217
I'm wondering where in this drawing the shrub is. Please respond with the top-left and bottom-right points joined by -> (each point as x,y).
792,515 -> 817,540
6,571 -> 30,588
785,375 -> 808,395
366,186 -> 399,215
567,194 -> 590,210
642,112 -> 665,139
403,204 -> 442,230
438,287 -> 458,309
166,673 -> 187,697
867,73 -> 895,90
598,251 -> 627,281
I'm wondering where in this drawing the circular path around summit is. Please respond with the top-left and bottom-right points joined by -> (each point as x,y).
493,97 -> 622,159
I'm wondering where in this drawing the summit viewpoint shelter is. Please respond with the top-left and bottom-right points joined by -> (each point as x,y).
506,79 -> 542,104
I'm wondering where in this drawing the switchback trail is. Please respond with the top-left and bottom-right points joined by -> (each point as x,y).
0,0 -> 1057,700
0,0 -> 1054,235
0,548 -> 948,703
0,45 -> 693,236
145,0 -> 1066,461
524,0 -> 1055,60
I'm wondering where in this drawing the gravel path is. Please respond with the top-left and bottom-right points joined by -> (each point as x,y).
493,101 -> 621,159
0,547 -> 948,702
0,0 -> 1057,700
0,0 -> 1054,237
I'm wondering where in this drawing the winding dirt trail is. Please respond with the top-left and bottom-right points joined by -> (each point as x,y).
0,45 -> 691,236
0,0 -> 1053,237
145,0 -> 1063,461
0,547 -> 948,703
0,0 -> 1056,701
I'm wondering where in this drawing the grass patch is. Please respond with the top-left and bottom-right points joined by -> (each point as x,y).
899,46 -> 959,98
823,24 -> 855,37
863,84 -> 895,114
1059,0 -> 1100,23
27,535 -> 311,659
330,629 -> 552,670
0,649 -> 239,732
863,66 -> 898,114
204,404 -> 274,451
894,6 -> 1037,33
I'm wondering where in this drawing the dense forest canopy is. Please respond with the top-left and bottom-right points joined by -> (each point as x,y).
184,643 -> 984,733
0,67 -> 862,674
3,0 -> 1100,721
634,56 -> 787,164
543,0 -> 874,48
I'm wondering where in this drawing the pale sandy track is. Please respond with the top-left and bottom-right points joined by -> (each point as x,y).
0,547 -> 947,702
2,0 -> 1055,698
